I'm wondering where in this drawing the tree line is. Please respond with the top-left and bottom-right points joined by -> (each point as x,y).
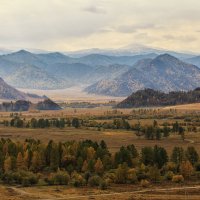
0,138 -> 199,188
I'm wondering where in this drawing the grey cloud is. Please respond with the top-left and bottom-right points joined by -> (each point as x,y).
83,5 -> 107,14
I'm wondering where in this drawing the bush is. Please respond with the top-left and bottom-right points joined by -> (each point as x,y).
99,180 -> 108,190
47,170 -> 70,185
37,179 -> 48,186
2,171 -> 38,186
172,175 -> 184,183
88,175 -> 102,187
103,172 -> 116,184
140,179 -> 150,187
164,171 -> 174,181
127,168 -> 138,184
71,171 -> 86,187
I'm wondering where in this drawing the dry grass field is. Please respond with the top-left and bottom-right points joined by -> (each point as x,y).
0,126 -> 199,154
164,103 -> 200,111
1,184 -> 200,200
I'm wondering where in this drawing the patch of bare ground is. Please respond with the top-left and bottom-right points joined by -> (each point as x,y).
1,184 -> 200,200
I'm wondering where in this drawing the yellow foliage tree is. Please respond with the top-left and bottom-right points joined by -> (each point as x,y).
31,151 -> 43,172
87,147 -> 96,160
16,152 -> 25,170
94,158 -> 104,175
82,160 -> 88,172
180,161 -> 194,179
23,150 -> 30,170
4,156 -> 12,172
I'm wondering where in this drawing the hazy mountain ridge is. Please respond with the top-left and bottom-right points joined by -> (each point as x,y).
5,65 -> 68,90
186,56 -> 200,68
0,50 -> 157,89
85,54 -> 200,96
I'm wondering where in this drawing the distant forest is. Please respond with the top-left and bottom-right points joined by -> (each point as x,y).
117,88 -> 200,108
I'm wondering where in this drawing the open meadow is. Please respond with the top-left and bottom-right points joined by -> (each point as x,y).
1,105 -> 200,200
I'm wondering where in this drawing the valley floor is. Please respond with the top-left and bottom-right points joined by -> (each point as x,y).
1,183 -> 200,200
18,86 -> 124,103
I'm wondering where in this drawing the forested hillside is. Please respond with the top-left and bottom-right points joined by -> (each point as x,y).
117,88 -> 200,108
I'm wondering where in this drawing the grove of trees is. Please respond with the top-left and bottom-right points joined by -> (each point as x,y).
0,138 -> 199,188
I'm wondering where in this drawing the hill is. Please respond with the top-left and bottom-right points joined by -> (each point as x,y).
85,54 -> 200,96
0,98 -> 61,111
117,88 -> 200,108
36,98 -> 61,110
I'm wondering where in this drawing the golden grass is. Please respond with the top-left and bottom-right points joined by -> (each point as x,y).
0,126 -> 199,154
164,103 -> 200,111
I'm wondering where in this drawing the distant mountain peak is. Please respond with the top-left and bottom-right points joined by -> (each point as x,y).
15,49 -> 32,55
154,53 -> 179,61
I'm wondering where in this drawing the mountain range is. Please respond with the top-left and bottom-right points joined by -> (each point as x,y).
86,54 -> 200,96
0,50 -> 157,90
0,48 -> 199,97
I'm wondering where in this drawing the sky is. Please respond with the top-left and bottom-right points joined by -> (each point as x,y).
0,0 -> 200,52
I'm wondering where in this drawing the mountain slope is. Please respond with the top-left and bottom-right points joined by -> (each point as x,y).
5,65 -> 68,90
44,63 -> 93,83
117,88 -> 200,108
0,77 -> 43,101
85,54 -> 200,96
186,56 -> 200,68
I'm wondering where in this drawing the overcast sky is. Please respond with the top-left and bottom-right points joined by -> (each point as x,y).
0,0 -> 200,52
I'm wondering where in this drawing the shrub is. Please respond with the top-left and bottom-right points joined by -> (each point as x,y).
172,175 -> 184,183
164,171 -> 174,181
99,180 -> 108,190
71,171 -> 86,187
140,179 -> 150,187
127,168 -> 138,184
37,179 -> 48,186
47,170 -> 70,185
88,175 -> 102,187
103,172 -> 116,184
115,163 -> 128,184
179,161 -> 193,179
163,162 -> 177,173
2,171 -> 38,186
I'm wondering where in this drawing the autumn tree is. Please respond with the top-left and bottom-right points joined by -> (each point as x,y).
94,158 -> 104,175
180,161 -> 194,179
31,151 -> 43,172
4,156 -> 12,172
82,160 -> 88,172
16,152 -> 25,170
